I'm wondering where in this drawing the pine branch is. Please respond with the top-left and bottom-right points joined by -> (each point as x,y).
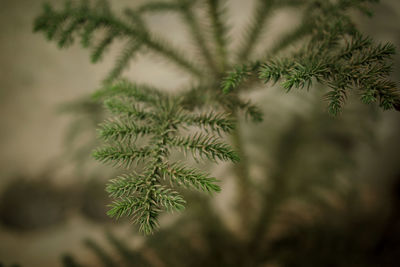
104,40 -> 142,83
206,0 -> 229,71
266,19 -> 313,56
136,204 -> 160,235
222,62 -> 260,93
338,33 -> 372,60
93,145 -> 151,168
98,119 -> 154,142
106,173 -> 147,198
179,111 -> 235,133
222,64 -> 252,94
91,29 -> 117,63
93,80 -> 163,104
280,60 -> 328,91
107,197 -> 143,219
142,33 -> 204,77
161,162 -> 221,193
104,98 -> 151,120
258,59 -> 294,86
34,0 -> 203,77
152,185 -> 186,211
217,89 -> 264,122
325,86 -> 347,116
107,178 -> 162,235
93,79 -> 237,233
236,100 -> 264,123
237,0 -> 276,61
237,0 -> 400,115
34,0 -> 399,236
177,0 -> 219,73
168,132 -> 239,162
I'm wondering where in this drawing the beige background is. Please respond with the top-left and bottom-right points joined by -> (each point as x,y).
0,0 -> 399,266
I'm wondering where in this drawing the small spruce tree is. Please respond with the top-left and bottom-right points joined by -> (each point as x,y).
33,0 -> 399,234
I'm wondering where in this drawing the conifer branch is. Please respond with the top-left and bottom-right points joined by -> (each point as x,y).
33,0 -> 399,236
93,80 -> 164,104
222,62 -> 260,93
104,40 -> 142,83
179,111 -> 235,133
237,0 -> 275,61
257,34 -> 399,114
161,162 -> 221,192
92,79 -> 237,233
152,185 -> 186,211
217,90 -> 264,122
224,0 -> 400,115
104,98 -> 151,120
93,145 -> 152,168
169,132 -> 240,162
98,119 -> 154,142
143,33 -> 204,77
177,0 -> 219,74
106,173 -> 147,198
34,1 -> 203,77
107,197 -> 143,219
266,20 -> 312,56
237,100 -> 264,123
206,0 -> 229,71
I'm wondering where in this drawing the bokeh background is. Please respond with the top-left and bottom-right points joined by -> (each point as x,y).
1,0 -> 400,266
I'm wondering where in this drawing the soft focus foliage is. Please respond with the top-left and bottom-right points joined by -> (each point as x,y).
33,0 -> 399,235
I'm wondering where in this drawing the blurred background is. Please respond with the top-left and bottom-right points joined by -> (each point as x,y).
0,0 -> 400,266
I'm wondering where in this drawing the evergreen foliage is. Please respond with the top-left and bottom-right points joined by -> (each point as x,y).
55,96 -> 397,267
91,80 -> 236,234
33,0 -> 399,234
224,0 -> 399,115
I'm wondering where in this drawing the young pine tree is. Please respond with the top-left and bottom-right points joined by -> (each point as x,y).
33,0 -> 399,234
